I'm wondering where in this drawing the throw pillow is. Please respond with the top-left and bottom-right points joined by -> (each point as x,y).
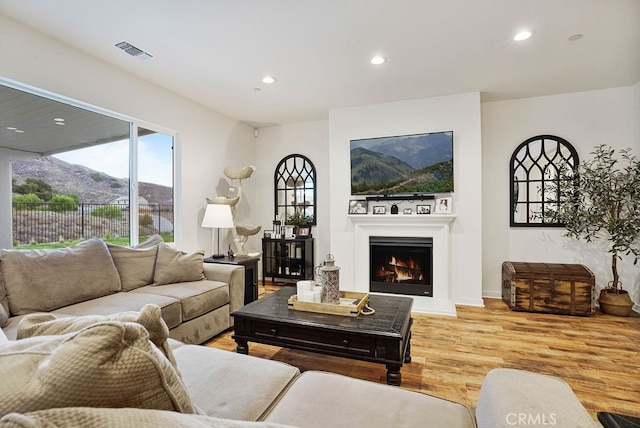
0,321 -> 196,418
153,243 -> 205,286
107,245 -> 158,291
16,304 -> 177,368
0,239 -> 121,316
107,234 -> 164,291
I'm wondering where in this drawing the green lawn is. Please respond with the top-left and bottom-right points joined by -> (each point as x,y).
13,233 -> 174,249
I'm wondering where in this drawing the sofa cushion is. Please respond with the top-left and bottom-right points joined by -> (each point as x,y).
0,407 -> 297,428
132,280 -> 229,321
173,345 -> 300,422
0,239 -> 121,316
107,234 -> 165,291
0,321 -> 196,418
50,292 -> 183,329
153,243 -> 205,285
107,245 -> 158,291
475,368 -> 597,428
263,371 -> 476,428
16,304 -> 177,368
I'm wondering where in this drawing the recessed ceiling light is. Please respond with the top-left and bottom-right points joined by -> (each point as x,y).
6,127 -> 16,130
370,56 -> 385,65
568,34 -> 583,41
514,31 -> 532,41
14,129 -> 24,133
262,76 -> 276,84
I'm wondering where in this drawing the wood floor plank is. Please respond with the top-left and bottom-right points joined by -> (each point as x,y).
206,283 -> 640,420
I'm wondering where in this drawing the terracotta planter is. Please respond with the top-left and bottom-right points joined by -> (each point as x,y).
598,289 -> 634,317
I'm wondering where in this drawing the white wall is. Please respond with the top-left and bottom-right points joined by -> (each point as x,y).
0,15 -> 256,252
329,93 -> 484,307
254,121 -> 330,276
482,86 -> 640,306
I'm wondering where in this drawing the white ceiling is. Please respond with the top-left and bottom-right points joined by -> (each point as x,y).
1,0 -> 639,129
0,85 -> 131,155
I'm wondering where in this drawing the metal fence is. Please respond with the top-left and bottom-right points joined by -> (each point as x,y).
12,202 -> 173,245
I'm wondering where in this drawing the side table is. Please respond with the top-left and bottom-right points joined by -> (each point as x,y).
204,255 -> 260,304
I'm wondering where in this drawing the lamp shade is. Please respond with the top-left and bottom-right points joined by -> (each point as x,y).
201,204 -> 234,228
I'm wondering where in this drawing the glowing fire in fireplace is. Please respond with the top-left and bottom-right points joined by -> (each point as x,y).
374,256 -> 424,283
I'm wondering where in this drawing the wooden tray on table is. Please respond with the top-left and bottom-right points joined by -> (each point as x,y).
287,291 -> 369,317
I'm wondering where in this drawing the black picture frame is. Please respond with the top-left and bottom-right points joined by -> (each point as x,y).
297,225 -> 312,238
416,204 -> 431,214
373,205 -> 386,214
349,199 -> 368,214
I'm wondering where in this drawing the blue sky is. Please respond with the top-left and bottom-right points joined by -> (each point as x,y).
54,133 -> 173,187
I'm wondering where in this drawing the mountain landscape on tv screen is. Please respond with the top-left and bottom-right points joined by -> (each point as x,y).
350,132 -> 453,195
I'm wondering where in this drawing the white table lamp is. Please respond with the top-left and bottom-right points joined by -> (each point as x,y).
201,204 -> 234,258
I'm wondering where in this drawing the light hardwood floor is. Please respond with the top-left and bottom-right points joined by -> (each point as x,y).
206,283 -> 640,420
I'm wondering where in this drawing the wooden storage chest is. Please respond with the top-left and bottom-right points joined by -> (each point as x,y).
502,261 -> 595,316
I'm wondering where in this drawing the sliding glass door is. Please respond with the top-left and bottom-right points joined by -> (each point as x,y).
2,82 -> 176,248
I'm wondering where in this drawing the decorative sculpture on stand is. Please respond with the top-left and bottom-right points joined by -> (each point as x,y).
206,165 -> 261,256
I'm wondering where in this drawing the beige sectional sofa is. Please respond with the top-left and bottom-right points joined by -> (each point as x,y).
0,304 -> 600,427
0,239 -> 599,427
0,235 -> 244,344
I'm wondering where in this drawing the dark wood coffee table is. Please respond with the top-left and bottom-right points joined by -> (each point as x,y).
231,287 -> 413,386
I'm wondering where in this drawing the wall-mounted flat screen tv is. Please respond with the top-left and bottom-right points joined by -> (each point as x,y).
350,131 -> 454,195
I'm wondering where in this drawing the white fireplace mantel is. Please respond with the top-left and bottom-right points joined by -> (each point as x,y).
349,214 -> 457,316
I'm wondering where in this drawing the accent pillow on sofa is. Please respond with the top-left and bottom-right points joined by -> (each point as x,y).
107,234 -> 164,291
0,321 -> 196,418
106,245 -> 158,291
16,304 -> 177,368
0,239 -> 121,316
153,243 -> 205,286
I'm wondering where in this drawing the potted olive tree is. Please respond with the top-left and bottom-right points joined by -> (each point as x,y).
548,144 -> 639,316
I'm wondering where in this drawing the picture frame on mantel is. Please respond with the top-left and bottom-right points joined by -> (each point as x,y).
416,204 -> 431,214
435,197 -> 452,214
373,205 -> 386,215
349,199 -> 368,214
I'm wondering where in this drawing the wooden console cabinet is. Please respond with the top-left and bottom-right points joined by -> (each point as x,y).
261,237 -> 314,286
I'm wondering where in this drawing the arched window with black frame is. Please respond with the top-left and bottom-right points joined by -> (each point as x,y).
510,135 -> 578,227
274,154 -> 316,226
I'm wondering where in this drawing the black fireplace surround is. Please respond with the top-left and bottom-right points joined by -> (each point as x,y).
369,236 -> 433,297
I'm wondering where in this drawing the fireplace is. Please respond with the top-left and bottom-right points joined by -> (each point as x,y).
369,236 -> 433,297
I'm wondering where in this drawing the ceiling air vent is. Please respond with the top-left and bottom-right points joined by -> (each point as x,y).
115,41 -> 153,60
